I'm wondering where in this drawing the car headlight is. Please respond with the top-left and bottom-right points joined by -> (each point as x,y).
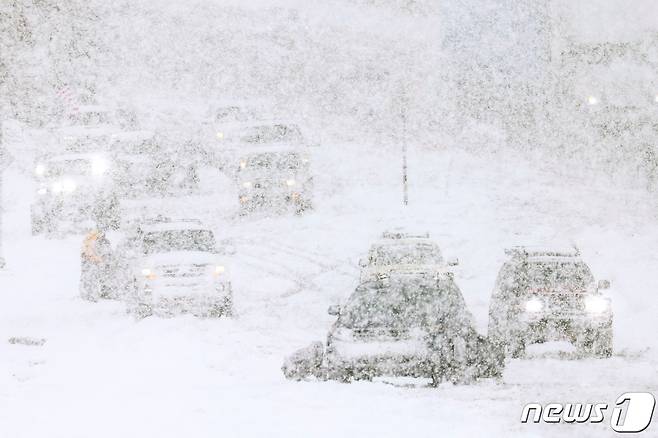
141,268 -> 156,280
242,181 -> 252,189
35,164 -> 46,176
585,295 -> 609,313
213,265 -> 225,277
524,297 -> 543,313
239,160 -> 246,169
587,96 -> 599,106
91,156 -> 109,176
286,178 -> 296,187
216,131 -> 224,140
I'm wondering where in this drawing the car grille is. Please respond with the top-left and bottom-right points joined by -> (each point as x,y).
546,294 -> 585,312
158,264 -> 208,278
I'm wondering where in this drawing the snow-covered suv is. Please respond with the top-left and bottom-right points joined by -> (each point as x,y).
283,275 -> 504,385
359,231 -> 458,283
487,247 -> 613,358
31,152 -> 118,234
116,218 -> 233,318
216,121 -> 313,215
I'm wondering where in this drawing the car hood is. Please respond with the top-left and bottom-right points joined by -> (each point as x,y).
141,251 -> 218,267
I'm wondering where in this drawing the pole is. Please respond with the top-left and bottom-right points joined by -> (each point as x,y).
401,89 -> 409,207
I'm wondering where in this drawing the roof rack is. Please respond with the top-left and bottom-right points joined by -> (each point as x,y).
381,231 -> 430,240
504,246 -> 580,258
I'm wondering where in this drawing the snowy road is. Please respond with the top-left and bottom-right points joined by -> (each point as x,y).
1,142 -> 657,437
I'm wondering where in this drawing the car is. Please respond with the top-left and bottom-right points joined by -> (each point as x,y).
58,105 -> 121,151
283,274 -> 504,385
487,246 -> 613,358
358,231 -> 459,283
215,121 -> 313,215
109,131 -> 188,197
30,152 -> 119,234
113,217 -> 233,318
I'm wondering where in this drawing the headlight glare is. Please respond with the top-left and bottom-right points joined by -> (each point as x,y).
35,164 -> 46,176
286,178 -> 296,187
585,295 -> 609,313
524,297 -> 543,313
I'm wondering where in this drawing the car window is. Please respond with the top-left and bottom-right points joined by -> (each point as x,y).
368,243 -> 443,266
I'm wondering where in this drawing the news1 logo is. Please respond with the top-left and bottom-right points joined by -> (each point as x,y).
521,392 -> 656,433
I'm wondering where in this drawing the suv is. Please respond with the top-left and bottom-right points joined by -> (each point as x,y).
31,153 -> 118,234
283,275 -> 503,385
359,231 -> 458,283
487,247 -> 613,358
114,218 -> 233,318
216,121 -> 313,215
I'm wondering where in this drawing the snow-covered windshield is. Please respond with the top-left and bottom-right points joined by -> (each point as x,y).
240,124 -> 302,144
142,230 -> 216,254
369,242 -> 443,266
339,280 -> 462,330
239,152 -> 305,172
522,261 -> 594,292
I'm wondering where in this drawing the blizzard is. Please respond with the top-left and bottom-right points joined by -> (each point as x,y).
1,1 -> 658,437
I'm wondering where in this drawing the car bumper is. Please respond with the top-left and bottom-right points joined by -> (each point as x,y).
326,338 -> 432,378
139,279 -> 231,315
518,311 -> 612,342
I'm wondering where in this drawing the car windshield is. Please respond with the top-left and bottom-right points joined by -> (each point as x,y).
369,242 -> 443,266
240,124 -> 302,144
142,230 -> 216,254
69,111 -> 110,126
239,152 -> 304,172
522,261 -> 594,292
339,280 -> 465,330
44,159 -> 91,177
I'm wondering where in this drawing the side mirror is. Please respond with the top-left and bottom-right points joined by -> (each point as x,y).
327,304 -> 341,316
598,279 -> 611,290
358,258 -> 368,268
447,257 -> 459,267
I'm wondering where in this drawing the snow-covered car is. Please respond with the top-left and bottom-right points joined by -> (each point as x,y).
283,275 -> 504,385
31,153 -> 119,234
115,218 -> 233,318
58,105 -> 120,150
359,231 -> 458,283
109,131 -> 181,197
216,121 -> 313,215
487,246 -> 613,358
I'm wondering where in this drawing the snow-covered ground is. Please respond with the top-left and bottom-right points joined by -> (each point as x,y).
1,139 -> 657,437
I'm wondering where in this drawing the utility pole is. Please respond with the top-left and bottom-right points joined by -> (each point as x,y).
400,87 -> 409,207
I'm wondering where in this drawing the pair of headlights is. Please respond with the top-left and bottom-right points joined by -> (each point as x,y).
141,265 -> 225,279
524,295 -> 610,314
